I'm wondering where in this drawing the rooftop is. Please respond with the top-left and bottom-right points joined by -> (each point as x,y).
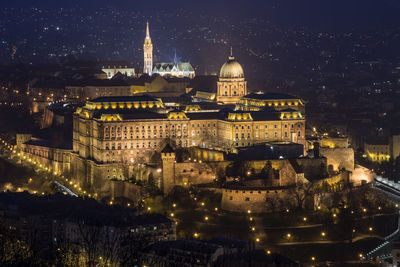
243,92 -> 300,100
89,94 -> 160,103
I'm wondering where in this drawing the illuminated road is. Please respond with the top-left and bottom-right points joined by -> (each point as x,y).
52,181 -> 78,197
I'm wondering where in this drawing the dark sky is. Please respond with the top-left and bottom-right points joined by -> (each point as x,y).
1,0 -> 400,31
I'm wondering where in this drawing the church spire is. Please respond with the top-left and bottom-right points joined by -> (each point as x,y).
174,49 -> 178,65
143,21 -> 153,75
146,21 -> 150,39
229,46 -> 234,60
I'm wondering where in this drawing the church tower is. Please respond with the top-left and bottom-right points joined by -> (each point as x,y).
161,144 -> 176,195
143,21 -> 153,75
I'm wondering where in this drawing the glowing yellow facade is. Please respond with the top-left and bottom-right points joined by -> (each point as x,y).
236,93 -> 305,113
71,94 -> 305,184
364,143 -> 390,163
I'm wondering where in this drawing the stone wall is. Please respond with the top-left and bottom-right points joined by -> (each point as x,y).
20,143 -> 71,175
174,162 -> 217,186
221,187 -> 290,213
321,137 -> 348,148
188,147 -> 225,162
98,180 -> 144,204
319,147 -> 354,172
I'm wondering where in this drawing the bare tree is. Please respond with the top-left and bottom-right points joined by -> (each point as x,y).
266,194 -> 281,214
101,226 -> 121,266
287,180 -> 316,210
76,221 -> 102,266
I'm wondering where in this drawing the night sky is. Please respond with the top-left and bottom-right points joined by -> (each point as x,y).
1,0 -> 400,31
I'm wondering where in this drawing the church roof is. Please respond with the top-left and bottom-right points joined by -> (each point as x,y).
161,143 -> 175,153
153,62 -> 194,73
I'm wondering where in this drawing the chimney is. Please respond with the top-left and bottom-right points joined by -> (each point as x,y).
313,142 -> 320,158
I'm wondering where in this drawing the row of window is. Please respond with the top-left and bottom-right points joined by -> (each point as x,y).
235,123 -> 302,130
235,131 -> 301,139
104,140 -> 189,150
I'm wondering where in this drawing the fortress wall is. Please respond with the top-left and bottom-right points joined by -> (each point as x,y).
174,162 -> 216,185
319,147 -> 354,171
221,188 -> 290,213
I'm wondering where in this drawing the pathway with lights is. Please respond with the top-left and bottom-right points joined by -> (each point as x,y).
363,176 -> 400,260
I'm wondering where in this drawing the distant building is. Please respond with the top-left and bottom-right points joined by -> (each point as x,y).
65,79 -> 132,100
364,138 -> 391,163
130,74 -> 191,96
390,129 -> 400,161
139,237 -> 248,267
139,238 -> 298,267
101,64 -> 135,79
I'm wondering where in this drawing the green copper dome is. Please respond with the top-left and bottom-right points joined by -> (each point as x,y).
219,56 -> 244,79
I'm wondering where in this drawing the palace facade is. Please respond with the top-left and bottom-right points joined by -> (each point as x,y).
19,49 -> 306,194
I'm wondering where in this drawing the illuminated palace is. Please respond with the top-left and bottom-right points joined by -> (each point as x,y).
20,53 -> 306,191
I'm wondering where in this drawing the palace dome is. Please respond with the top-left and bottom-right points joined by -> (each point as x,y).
219,56 -> 244,79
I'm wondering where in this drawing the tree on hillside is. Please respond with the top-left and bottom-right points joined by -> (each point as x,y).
225,158 -> 250,178
287,180 -> 316,210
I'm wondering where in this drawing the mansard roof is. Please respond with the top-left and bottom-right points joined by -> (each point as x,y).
243,92 -> 300,100
92,109 -> 166,120
89,95 -> 159,103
